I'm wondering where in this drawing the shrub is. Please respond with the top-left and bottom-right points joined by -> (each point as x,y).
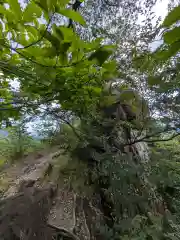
0,125 -> 42,163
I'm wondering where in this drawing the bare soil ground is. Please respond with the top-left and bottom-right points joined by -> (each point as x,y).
0,147 -> 103,240
0,146 -> 60,196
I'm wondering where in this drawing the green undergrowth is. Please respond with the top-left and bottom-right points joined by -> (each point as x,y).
150,139 -> 180,224
43,152 -> 95,197
41,123 -> 94,195
0,127 -> 47,167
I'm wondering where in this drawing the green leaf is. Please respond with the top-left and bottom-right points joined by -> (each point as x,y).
119,89 -> 137,102
25,25 -> 39,40
35,0 -> 48,12
83,86 -> 102,96
40,47 -> 57,57
0,4 -> 6,16
23,2 -> 42,22
23,47 -> 46,57
88,45 -> 115,65
59,52 -> 68,65
22,46 -> 56,58
164,27 -> 180,44
58,9 -> 86,26
83,38 -> 103,51
48,0 -> 70,11
42,30 -> 60,49
2,9 -> 15,23
47,0 -> 57,11
53,26 -> 74,41
0,23 -> 2,38
148,76 -> 162,86
8,0 -> 22,20
102,60 -> 117,72
71,49 -> 84,63
155,41 -> 180,60
47,0 -> 70,11
37,56 -> 56,66
16,33 -> 29,46
162,5 -> 180,27
52,24 -> 64,41
60,41 -> 72,53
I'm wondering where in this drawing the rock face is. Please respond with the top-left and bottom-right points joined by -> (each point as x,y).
0,147 -> 104,240
0,84 -> 163,239
0,179 -> 104,240
74,84 -> 166,236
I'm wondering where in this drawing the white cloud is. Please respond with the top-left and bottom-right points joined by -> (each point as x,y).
150,0 -> 169,51
152,0 -> 169,24
138,0 -> 168,25
137,0 -> 169,51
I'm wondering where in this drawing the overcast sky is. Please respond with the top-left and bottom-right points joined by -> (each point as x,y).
145,0 -> 169,24
153,0 -> 169,21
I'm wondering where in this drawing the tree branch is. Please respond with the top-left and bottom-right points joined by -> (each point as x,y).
143,133 -> 180,143
16,14 -> 54,50
68,0 -> 82,29
39,107 -> 84,141
124,128 -> 180,146
103,0 -> 119,7
1,44 -> 84,69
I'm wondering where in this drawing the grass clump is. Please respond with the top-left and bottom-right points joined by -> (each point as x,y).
0,126 -> 44,165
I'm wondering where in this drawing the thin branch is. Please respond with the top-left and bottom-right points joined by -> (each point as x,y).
0,107 -> 21,111
6,45 -> 84,69
0,62 -> 35,80
16,14 -> 54,50
43,108 -> 83,141
68,0 -> 82,29
124,128 -> 179,146
103,0 -> 119,7
143,132 -> 180,143
0,96 -> 58,112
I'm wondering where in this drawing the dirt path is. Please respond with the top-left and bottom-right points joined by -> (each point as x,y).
0,147 -> 60,197
0,148 -> 80,235
0,148 -> 101,240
